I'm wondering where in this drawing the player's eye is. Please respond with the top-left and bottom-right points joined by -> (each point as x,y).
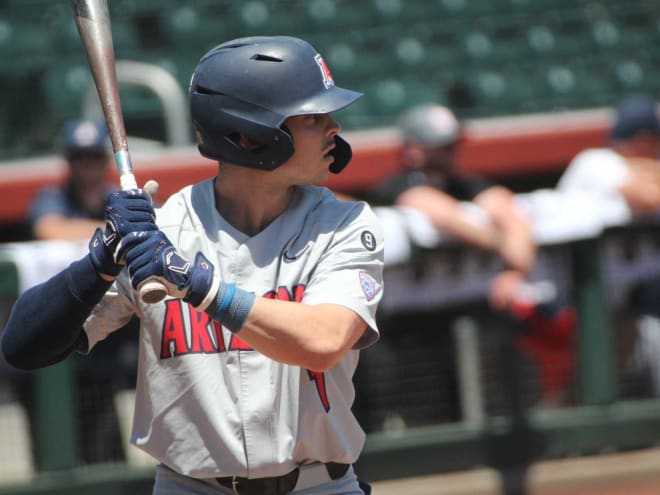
304,114 -> 323,124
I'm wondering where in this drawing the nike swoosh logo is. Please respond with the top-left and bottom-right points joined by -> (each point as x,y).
283,243 -> 310,262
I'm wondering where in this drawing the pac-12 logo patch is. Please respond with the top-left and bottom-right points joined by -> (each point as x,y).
314,54 -> 335,89
360,230 -> 377,251
359,271 -> 377,301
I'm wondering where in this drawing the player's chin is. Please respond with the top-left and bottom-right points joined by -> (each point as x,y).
310,159 -> 332,184
314,169 -> 331,185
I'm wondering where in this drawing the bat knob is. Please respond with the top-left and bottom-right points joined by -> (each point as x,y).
139,279 -> 168,304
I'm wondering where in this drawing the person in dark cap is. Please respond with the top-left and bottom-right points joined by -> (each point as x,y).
28,119 -> 113,240
558,94 -> 660,219
558,94 -> 660,398
611,94 -> 660,144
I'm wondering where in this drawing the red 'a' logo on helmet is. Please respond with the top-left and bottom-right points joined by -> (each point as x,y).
314,54 -> 335,89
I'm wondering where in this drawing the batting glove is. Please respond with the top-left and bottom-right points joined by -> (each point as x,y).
123,230 -> 218,309
88,189 -> 158,277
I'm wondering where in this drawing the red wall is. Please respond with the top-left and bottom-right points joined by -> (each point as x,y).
0,109 -> 611,224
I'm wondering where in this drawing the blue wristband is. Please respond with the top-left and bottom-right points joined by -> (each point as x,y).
206,282 -> 255,333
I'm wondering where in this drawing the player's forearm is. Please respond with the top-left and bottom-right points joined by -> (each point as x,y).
431,211 -> 500,251
1,255 -> 112,370
397,186 -> 499,251
236,300 -> 366,371
491,210 -> 536,273
476,188 -> 536,272
619,177 -> 660,213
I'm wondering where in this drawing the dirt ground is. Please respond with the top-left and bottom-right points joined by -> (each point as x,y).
369,446 -> 660,495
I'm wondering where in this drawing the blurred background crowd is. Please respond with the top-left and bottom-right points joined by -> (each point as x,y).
0,1 -> 659,494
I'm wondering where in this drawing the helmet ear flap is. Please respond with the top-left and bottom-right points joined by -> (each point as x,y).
191,92 -> 295,170
329,135 -> 352,174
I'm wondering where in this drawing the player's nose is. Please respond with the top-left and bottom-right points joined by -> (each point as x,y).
325,114 -> 341,136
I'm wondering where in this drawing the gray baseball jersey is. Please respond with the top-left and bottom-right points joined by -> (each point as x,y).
83,179 -> 384,479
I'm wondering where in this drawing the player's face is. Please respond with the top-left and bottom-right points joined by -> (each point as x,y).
68,152 -> 109,189
281,113 -> 341,185
423,143 -> 457,174
625,133 -> 660,159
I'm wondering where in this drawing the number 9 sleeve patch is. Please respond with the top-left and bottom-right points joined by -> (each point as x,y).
360,230 -> 377,251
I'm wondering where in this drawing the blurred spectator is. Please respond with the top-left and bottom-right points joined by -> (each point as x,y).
558,94 -> 660,397
355,105 -> 576,430
16,119 -> 134,465
367,104 -> 537,295
557,94 -> 660,219
28,119 -> 112,240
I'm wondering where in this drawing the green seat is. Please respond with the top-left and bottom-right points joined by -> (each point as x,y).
160,7 -> 238,53
0,20 -> 51,75
0,72 -> 54,159
42,61 -> 92,121
110,0 -> 186,17
362,77 -> 441,122
325,29 -> 394,82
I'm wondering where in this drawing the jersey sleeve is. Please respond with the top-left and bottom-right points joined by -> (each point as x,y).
557,149 -> 630,195
302,201 -> 384,349
82,271 -> 137,351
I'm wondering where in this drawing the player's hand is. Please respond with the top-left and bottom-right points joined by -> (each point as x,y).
123,230 -> 217,308
88,188 -> 157,277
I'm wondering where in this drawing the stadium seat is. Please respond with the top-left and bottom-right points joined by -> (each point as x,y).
0,0 -> 658,159
0,19 -> 51,75
434,0 -> 496,19
0,70 -> 53,159
48,14 -> 139,56
526,24 -> 559,58
590,19 -> 622,50
476,15 -> 535,65
614,59 -> 647,91
111,0 -> 184,17
159,6 -> 236,54
232,1 -> 287,35
362,77 -> 442,122
303,0 -> 350,30
42,61 -> 92,121
328,29 -> 397,81
456,67 -> 536,116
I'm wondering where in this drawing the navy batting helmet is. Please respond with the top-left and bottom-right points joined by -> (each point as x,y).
189,36 -> 362,173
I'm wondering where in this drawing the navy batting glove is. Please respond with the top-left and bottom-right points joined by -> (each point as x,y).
123,230 -> 217,308
88,189 -> 157,277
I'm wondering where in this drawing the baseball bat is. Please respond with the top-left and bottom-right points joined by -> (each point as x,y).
71,0 -> 168,304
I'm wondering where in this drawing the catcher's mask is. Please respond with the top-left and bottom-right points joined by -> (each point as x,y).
189,35 -> 362,173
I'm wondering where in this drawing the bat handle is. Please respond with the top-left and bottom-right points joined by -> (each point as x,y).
120,172 -> 138,191
118,171 -> 169,304
139,280 -> 169,304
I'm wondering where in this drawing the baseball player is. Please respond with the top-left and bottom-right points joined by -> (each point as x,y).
2,36 -> 383,495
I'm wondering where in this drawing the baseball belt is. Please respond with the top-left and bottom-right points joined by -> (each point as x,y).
215,462 -> 350,495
